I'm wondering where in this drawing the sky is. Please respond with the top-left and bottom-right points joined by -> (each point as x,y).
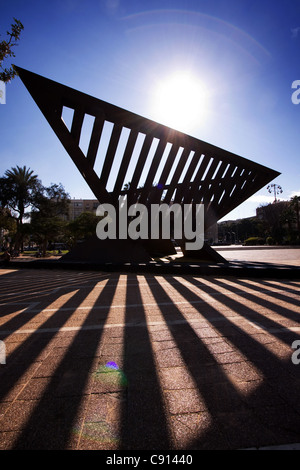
1,0 -> 300,222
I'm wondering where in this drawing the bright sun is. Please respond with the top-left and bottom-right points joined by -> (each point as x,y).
152,72 -> 209,133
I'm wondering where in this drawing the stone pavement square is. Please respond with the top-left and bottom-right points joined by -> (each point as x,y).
0,267 -> 299,450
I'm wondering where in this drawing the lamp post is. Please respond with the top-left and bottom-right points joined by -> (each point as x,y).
267,184 -> 283,203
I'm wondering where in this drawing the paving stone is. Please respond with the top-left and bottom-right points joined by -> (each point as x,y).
0,400 -> 39,432
164,388 -> 207,414
215,409 -> 279,449
170,412 -> 229,449
159,366 -> 196,390
0,431 -> 21,450
0,266 -> 299,450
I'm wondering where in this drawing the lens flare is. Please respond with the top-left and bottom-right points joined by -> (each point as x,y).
105,361 -> 119,370
93,361 -> 128,387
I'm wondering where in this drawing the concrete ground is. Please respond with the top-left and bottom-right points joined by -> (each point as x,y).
215,245 -> 300,266
0,247 -> 300,450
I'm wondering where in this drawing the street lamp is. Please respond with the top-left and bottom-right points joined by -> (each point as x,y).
267,184 -> 283,203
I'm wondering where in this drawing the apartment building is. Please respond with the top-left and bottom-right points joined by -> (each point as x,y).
68,199 -> 99,220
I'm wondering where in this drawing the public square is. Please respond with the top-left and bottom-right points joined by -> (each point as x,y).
0,247 -> 300,450
2,0 -> 300,455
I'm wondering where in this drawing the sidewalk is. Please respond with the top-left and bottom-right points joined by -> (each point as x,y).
0,261 -> 300,450
215,245 -> 300,266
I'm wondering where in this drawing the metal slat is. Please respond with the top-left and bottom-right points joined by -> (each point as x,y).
204,161 -> 228,203
149,143 -> 181,204
99,124 -> 122,188
139,138 -> 168,205
181,154 -> 211,204
163,147 -> 191,204
218,167 -> 250,213
112,129 -> 139,197
173,151 -> 203,204
86,115 -> 105,167
70,108 -> 85,145
194,158 -> 221,204
212,163 -> 236,209
228,170 -> 253,200
129,134 -> 154,191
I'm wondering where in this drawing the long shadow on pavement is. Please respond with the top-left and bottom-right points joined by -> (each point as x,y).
2,272 -> 116,449
1,269 -> 299,450
164,275 -> 300,449
120,274 -> 171,449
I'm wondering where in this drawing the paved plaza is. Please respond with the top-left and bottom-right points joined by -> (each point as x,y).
0,248 -> 300,450
216,246 -> 300,266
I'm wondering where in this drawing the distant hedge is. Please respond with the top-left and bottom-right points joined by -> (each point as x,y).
243,237 -> 265,246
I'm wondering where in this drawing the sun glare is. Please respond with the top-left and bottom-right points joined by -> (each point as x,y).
152,72 -> 209,133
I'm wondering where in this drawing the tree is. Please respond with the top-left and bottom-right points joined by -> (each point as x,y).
30,183 -> 70,256
281,195 -> 300,244
30,216 -> 67,256
1,166 -> 43,223
257,201 -> 288,243
33,183 -> 70,218
0,206 -> 15,231
0,166 -> 43,250
217,217 -> 261,244
66,211 -> 102,247
290,195 -> 300,238
0,207 -> 17,249
0,18 -> 24,83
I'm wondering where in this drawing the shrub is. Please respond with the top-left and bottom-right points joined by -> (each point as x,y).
244,237 -> 265,246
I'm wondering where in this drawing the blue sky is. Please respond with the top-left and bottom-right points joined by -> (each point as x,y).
1,0 -> 300,221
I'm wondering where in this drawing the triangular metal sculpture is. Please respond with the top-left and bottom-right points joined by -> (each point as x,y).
16,66 -> 280,263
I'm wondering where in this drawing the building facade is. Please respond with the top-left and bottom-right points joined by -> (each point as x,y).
68,199 -> 99,220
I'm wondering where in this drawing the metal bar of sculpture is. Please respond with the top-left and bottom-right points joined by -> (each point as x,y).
16,66 -> 280,263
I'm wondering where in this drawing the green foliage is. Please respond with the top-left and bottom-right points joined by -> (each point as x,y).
219,195 -> 300,246
289,195 -> 300,241
66,211 -> 102,245
260,198 -> 299,244
0,165 -> 70,253
0,18 -> 24,83
218,216 -> 261,244
30,215 -> 67,255
244,237 -> 265,246
0,207 -> 16,232
0,166 -> 43,225
33,182 -> 70,219
0,207 -> 17,248
30,183 -> 70,255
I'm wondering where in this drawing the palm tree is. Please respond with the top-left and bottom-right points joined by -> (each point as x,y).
0,166 -> 42,251
3,165 -> 41,226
